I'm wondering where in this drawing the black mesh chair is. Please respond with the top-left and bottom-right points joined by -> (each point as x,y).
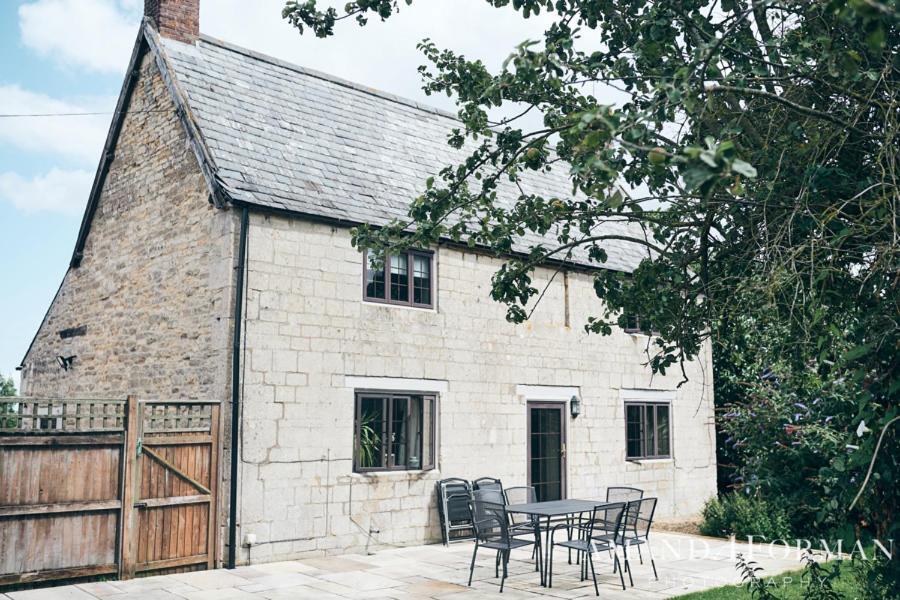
591,487 -> 642,537
467,491 -> 537,593
473,477 -> 503,494
503,485 -> 542,566
606,486 -> 644,503
616,497 -> 659,585
436,478 -> 474,545
548,502 -> 628,595
503,486 -> 538,530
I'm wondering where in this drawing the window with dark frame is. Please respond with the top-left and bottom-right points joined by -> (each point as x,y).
625,402 -> 671,459
354,391 -> 437,472
623,315 -> 655,335
364,249 -> 433,308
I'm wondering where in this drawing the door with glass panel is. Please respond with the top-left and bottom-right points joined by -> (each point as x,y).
527,402 -> 567,502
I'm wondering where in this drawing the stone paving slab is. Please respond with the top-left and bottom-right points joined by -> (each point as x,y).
5,532 -> 807,599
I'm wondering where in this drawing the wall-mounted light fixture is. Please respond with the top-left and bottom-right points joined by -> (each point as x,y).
57,355 -> 76,371
570,395 -> 581,418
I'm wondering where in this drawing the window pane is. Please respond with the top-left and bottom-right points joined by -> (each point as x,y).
390,255 -> 409,302
413,254 -> 431,305
656,405 -> 670,456
405,396 -> 425,469
625,314 -> 639,331
391,397 -> 410,467
422,397 -> 434,469
357,397 -> 385,468
365,250 -> 385,299
643,405 -> 657,456
626,404 -> 642,458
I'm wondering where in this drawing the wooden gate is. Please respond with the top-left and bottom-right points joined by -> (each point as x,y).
122,400 -> 220,577
0,397 -> 221,588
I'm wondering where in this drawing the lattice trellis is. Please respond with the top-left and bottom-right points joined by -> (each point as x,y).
141,402 -> 214,434
0,399 -> 126,433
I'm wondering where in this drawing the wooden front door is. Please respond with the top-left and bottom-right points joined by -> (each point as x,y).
527,403 -> 566,502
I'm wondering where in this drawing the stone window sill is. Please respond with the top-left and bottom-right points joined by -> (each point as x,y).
625,458 -> 674,465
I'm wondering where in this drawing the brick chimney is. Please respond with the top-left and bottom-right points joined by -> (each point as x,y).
145,0 -> 199,43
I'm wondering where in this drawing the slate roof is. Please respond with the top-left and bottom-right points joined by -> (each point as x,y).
158,32 -> 649,272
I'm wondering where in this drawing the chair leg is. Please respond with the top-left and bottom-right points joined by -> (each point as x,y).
614,553 -> 626,590
647,539 -> 658,580
548,541 -> 555,588
588,551 -> 599,597
622,545 -> 634,587
500,550 -> 508,593
637,543 -> 644,564
468,542 -> 479,587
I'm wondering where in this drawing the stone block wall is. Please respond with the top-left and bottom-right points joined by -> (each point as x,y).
235,213 -> 717,563
20,51 -> 235,403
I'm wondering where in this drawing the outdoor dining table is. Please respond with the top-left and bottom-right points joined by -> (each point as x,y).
506,499 -> 612,587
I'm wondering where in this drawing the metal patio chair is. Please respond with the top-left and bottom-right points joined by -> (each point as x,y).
548,501 -> 628,595
616,496 -> 659,585
606,486 -> 644,503
473,477 -> 503,494
467,493 -> 538,593
587,487 -> 644,538
436,478 -> 474,545
503,485 -> 543,567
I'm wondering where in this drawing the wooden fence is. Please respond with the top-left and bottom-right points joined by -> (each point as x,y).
0,397 -> 221,588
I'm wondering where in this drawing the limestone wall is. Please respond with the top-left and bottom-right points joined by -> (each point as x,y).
236,213 -> 717,563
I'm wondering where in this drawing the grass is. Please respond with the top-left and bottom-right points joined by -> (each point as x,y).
677,563 -> 862,599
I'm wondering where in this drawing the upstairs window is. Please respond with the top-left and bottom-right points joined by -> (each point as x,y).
625,402 -> 671,459
354,392 -> 437,472
623,315 -> 656,335
364,249 -> 433,308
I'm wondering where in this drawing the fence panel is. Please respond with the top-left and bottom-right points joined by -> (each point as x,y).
0,399 -> 126,587
0,397 -> 221,588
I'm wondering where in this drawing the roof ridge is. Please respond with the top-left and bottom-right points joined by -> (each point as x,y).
194,33 -> 461,122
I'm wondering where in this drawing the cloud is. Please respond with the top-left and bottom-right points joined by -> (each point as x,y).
18,0 -> 140,74
0,168 -> 93,215
0,85 -> 113,163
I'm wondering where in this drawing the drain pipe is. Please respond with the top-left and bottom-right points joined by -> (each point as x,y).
227,206 -> 249,569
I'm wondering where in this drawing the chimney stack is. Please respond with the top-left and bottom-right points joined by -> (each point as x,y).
145,0 -> 199,43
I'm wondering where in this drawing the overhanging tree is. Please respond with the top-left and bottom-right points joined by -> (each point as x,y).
284,0 -> 898,562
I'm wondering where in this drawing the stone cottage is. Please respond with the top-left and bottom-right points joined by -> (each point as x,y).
18,0 -> 717,567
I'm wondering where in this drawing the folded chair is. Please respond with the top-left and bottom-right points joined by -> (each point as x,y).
435,478 -> 474,545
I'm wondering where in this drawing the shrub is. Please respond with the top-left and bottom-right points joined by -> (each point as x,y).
700,492 -> 792,541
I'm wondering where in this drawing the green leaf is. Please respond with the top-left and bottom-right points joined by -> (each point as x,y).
842,342 -> 874,361
731,158 -> 757,178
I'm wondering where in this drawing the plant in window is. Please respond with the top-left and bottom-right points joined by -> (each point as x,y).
357,409 -> 381,468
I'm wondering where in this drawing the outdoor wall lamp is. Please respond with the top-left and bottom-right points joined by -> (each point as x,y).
57,355 -> 76,371
570,395 -> 581,418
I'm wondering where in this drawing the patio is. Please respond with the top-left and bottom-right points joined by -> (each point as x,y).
3,532 -> 804,600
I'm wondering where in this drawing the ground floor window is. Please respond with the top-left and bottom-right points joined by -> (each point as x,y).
354,392 -> 436,472
625,402 -> 671,459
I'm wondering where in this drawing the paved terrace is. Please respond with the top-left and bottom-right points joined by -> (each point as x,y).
4,532 -> 804,600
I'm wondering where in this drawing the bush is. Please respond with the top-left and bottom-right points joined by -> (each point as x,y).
700,492 -> 792,541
